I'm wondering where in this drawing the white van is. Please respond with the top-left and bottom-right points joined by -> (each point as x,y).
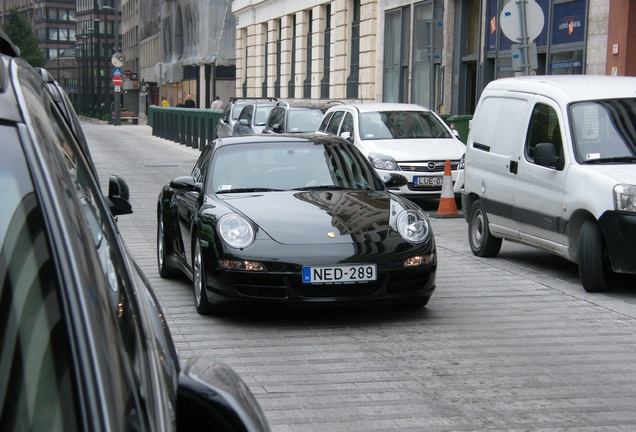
462,76 -> 636,293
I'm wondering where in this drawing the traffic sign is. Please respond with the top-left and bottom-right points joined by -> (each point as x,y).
113,67 -> 123,76
500,0 -> 544,42
112,75 -> 123,86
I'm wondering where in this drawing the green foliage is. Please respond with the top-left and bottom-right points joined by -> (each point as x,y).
1,8 -> 46,67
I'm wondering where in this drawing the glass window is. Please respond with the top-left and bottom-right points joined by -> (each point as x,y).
341,112 -> 354,136
359,111 -> 452,140
525,103 -> 562,163
326,110 -> 344,135
0,126 -> 80,431
570,99 -> 636,162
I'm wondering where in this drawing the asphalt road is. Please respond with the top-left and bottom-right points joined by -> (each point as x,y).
85,121 -> 636,432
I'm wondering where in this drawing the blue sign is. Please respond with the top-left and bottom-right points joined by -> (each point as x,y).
552,0 -> 585,45
113,67 -> 123,76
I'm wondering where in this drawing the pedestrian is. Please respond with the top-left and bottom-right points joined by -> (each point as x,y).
175,98 -> 185,108
161,96 -> 169,107
211,96 -> 223,109
184,94 -> 196,108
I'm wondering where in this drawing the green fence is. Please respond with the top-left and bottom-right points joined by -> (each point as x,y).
149,106 -> 223,151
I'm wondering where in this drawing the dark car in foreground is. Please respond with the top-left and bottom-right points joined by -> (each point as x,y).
157,134 -> 437,314
0,29 -> 270,432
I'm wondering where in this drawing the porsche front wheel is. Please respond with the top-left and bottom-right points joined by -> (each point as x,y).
193,237 -> 215,315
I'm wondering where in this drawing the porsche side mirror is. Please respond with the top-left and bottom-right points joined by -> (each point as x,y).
177,357 -> 271,432
108,174 -> 133,216
170,176 -> 202,192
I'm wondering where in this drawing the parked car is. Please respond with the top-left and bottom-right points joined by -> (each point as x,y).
462,75 -> 636,293
0,29 -> 270,432
232,100 -> 278,135
157,134 -> 437,314
316,103 -> 466,197
262,101 -> 341,134
216,97 -> 277,138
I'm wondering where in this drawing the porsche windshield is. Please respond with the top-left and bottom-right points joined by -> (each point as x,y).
210,141 -> 385,193
570,99 -> 636,163
359,111 -> 452,140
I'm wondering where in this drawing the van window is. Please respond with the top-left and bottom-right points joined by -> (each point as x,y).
525,103 -> 563,164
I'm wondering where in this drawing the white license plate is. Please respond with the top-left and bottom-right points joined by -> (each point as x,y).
413,176 -> 443,186
302,264 -> 377,284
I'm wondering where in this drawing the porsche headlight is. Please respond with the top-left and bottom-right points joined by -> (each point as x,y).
397,210 -> 430,244
368,153 -> 398,171
218,214 -> 255,248
614,184 -> 636,212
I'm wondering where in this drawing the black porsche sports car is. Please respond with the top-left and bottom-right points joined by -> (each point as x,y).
157,134 -> 437,314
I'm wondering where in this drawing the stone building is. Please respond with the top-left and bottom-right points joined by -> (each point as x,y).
138,0 -> 236,109
232,0 -> 636,114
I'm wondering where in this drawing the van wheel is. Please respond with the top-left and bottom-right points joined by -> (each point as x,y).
193,237 -> 215,315
468,200 -> 502,257
578,220 -> 611,292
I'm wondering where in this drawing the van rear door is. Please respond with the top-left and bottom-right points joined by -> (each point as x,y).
466,94 -> 530,238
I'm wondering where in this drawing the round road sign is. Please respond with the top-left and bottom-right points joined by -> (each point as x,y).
112,75 -> 123,86
500,0 -> 544,42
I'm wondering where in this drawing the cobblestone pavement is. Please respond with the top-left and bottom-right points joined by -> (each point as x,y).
85,122 -> 636,431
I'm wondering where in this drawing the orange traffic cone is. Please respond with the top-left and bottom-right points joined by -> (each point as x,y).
430,160 -> 462,218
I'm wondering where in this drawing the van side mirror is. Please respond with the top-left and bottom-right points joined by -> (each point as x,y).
534,142 -> 562,169
108,174 -> 133,216
177,357 -> 271,432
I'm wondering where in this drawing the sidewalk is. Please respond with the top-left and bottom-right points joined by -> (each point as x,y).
81,115 -> 204,158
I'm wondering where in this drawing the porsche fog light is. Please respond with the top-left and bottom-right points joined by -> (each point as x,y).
403,253 -> 437,267
218,214 -> 255,248
397,210 -> 430,244
614,184 -> 636,212
219,259 -> 266,271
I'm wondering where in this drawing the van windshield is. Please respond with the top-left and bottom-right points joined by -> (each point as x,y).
570,99 -> 636,163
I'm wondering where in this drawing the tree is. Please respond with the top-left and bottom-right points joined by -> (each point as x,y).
1,8 -> 46,67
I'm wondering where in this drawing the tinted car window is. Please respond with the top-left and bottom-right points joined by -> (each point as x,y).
326,111 -> 344,135
318,111 -> 334,131
0,126 -> 81,432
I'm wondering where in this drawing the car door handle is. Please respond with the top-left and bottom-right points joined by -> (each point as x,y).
509,160 -> 518,174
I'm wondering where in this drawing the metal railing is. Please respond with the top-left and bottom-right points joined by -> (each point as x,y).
149,106 -> 223,150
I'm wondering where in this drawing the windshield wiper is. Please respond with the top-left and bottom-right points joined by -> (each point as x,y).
582,156 -> 636,164
293,185 -> 350,191
217,187 -> 282,193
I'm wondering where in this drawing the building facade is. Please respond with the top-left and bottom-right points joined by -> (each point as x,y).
138,0 -> 237,109
233,0 -> 635,115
